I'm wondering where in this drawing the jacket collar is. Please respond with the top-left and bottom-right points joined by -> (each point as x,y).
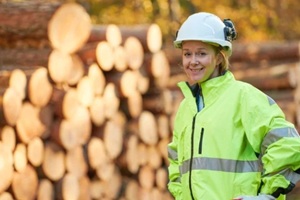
178,71 -> 235,106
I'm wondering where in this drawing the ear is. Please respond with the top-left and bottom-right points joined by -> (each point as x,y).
216,53 -> 223,66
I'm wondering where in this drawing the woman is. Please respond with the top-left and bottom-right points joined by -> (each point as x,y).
167,12 -> 300,200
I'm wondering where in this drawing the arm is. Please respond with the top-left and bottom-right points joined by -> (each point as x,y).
167,129 -> 182,199
241,87 -> 300,198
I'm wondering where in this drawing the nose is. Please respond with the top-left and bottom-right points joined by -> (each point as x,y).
191,55 -> 199,65
191,59 -> 199,66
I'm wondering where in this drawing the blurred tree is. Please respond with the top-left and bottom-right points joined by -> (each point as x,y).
8,0 -> 300,43
73,0 -> 299,44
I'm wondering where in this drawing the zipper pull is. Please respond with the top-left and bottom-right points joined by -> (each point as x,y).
198,128 -> 204,154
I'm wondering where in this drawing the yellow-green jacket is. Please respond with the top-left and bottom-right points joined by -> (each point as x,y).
167,71 -> 300,200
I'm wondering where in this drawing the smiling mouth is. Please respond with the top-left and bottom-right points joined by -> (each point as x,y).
190,67 -> 204,72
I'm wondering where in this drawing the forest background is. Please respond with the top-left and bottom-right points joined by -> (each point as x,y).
69,0 -> 300,45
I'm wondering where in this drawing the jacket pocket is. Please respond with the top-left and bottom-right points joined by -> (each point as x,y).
198,128 -> 204,154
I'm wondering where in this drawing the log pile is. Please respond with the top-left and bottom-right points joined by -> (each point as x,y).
0,2 -> 174,200
1,1 -> 300,200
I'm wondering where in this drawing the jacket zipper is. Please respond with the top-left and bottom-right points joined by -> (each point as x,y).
198,127 -> 204,154
189,115 -> 196,200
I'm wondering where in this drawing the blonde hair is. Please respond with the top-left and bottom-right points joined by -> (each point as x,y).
219,50 -> 229,71
210,44 -> 230,74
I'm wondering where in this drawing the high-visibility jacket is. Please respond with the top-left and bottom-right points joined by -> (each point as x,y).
167,71 -> 300,200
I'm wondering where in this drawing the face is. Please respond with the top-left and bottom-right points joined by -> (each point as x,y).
182,40 -> 221,84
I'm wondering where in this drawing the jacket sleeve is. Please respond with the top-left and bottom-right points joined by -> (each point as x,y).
241,86 -> 300,198
167,128 -> 182,199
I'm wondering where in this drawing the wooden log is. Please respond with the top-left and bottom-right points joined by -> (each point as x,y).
42,141 -> 65,181
28,67 -> 53,107
151,187 -> 165,200
37,179 -> 54,200
157,114 -> 170,139
65,145 -> 88,179
87,137 -> 109,170
48,49 -> 73,84
0,1 -> 61,39
155,167 -> 168,191
103,83 -> 120,119
118,134 -> 140,174
16,102 -> 45,144
158,138 -> 170,165
67,54 -> 85,86
0,87 -> 22,126
138,188 -> 153,200
60,88 -> 82,120
78,175 -> 92,200
77,42 -> 98,66
138,111 -> 158,145
230,58 -> 300,72
96,41 -> 115,71
124,179 -> 140,200
12,164 -> 38,200
138,143 -> 148,166
76,75 -> 95,108
120,70 -> 138,97
89,96 -> 105,127
103,119 -> 124,160
114,45 -> 128,72
145,50 -> 171,89
61,173 -> 80,200
96,160 -> 115,181
101,167 -> 122,199
120,91 -> 143,119
9,69 -> 27,101
145,50 -> 170,78
0,141 -> 14,194
231,41 -> 300,62
106,69 -> 138,98
134,68 -> 150,94
39,105 -> 54,140
0,125 -> 16,152
69,104 -> 91,145
124,36 -> 144,70
105,24 -> 122,48
233,63 -> 298,90
87,63 -> 106,96
120,24 -> 162,53
13,143 -> 28,172
0,192 -> 13,200
27,137 -> 44,167
90,179 -> 105,199
88,24 -> 122,48
0,48 -> 51,69
48,2 -> 91,54
51,119 -> 80,151
143,89 -> 173,115
146,145 -> 162,169
138,165 -> 155,190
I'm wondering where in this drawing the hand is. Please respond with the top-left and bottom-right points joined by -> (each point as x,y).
233,194 -> 276,200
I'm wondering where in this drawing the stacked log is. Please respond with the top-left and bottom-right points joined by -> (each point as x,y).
1,1 -> 299,199
0,2 -> 174,200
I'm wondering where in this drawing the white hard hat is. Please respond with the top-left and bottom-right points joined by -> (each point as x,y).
174,12 -> 237,56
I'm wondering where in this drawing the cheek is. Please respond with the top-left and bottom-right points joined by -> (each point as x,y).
182,59 -> 189,68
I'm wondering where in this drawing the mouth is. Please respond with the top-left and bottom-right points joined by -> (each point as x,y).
189,67 -> 205,72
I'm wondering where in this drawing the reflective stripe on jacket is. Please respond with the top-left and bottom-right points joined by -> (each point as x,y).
167,71 -> 300,200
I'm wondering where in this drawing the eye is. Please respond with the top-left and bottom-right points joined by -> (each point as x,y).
183,52 -> 192,57
197,52 -> 207,56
